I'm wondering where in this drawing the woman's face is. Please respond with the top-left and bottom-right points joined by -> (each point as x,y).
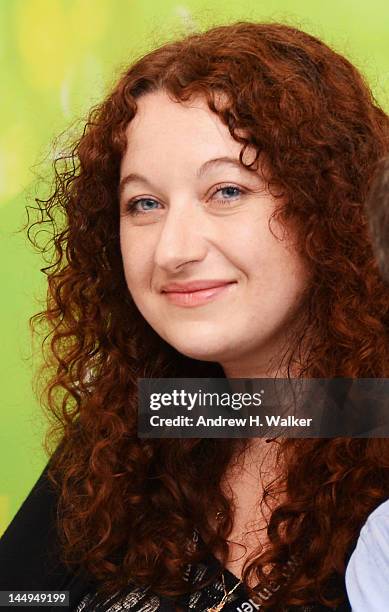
119,90 -> 309,376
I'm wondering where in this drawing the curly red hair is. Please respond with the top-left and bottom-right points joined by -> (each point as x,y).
27,22 -> 389,609
366,156 -> 389,283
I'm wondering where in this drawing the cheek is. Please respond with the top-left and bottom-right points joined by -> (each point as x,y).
120,231 -> 151,295
224,203 -> 278,256
223,221 -> 275,275
234,223 -> 308,296
217,220 -> 262,268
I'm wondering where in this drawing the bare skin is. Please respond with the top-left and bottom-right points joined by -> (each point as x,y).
211,439 -> 283,585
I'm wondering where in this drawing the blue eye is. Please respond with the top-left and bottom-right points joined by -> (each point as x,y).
219,186 -> 240,198
212,185 -> 244,203
125,198 -> 161,216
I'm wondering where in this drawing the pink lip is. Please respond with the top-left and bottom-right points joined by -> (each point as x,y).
161,279 -> 236,292
161,281 -> 237,307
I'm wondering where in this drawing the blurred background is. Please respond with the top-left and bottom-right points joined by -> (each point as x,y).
1,0 -> 389,535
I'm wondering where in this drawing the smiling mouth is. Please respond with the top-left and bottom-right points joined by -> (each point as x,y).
162,282 -> 237,307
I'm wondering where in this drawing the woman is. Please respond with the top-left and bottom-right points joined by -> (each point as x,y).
1,21 -> 389,611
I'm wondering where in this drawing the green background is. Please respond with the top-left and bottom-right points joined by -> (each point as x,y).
1,0 -> 389,535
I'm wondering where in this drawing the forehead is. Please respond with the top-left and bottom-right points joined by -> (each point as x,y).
120,90 -> 256,170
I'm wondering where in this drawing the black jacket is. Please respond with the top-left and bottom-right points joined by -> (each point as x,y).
0,464 -> 93,610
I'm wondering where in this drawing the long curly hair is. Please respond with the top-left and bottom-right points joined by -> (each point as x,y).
366,156 -> 389,283
27,21 -> 389,609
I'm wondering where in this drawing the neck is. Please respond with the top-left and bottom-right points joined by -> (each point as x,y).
221,359 -> 295,379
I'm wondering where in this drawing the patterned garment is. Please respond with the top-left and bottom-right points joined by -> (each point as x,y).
75,556 -> 246,611
75,529 -> 255,612
74,532 -> 344,611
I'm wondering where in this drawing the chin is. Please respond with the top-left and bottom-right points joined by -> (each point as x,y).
176,347 -> 224,362
150,320 -> 239,362
165,335 -> 235,363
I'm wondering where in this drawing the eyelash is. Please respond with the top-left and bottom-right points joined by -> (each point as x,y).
124,184 -> 246,216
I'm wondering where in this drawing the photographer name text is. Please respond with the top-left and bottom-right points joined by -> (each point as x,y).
149,415 -> 313,428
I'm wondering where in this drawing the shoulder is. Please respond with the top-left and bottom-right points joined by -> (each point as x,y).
0,457 -> 77,591
345,498 -> 389,611
0,462 -> 59,588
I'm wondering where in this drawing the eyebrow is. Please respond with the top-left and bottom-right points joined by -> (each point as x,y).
118,156 -> 256,199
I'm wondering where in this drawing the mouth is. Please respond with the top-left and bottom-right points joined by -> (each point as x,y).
161,281 -> 237,307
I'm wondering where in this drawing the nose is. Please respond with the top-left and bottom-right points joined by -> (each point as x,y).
153,200 -> 208,272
